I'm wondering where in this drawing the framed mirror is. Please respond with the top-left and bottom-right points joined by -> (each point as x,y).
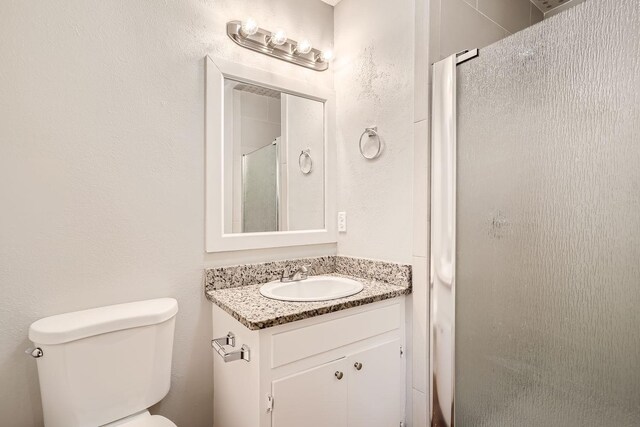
205,56 -> 336,252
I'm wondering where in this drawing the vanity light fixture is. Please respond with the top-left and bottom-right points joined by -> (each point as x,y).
268,29 -> 288,46
316,49 -> 333,63
227,19 -> 330,71
293,39 -> 313,55
240,18 -> 259,37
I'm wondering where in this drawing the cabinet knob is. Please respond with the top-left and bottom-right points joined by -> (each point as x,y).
354,362 -> 363,371
335,371 -> 344,380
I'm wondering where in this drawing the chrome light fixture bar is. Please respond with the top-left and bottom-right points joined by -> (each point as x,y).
227,20 -> 330,72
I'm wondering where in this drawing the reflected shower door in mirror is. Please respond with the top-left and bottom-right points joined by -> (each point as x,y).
223,79 -> 325,234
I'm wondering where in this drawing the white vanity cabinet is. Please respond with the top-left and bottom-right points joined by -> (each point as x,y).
212,297 -> 406,427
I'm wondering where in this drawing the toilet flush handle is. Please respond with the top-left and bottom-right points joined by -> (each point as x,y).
25,347 -> 43,358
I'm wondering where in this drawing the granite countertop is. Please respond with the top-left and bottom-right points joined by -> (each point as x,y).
205,273 -> 411,330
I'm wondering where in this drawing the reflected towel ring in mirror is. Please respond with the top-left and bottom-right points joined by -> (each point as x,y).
299,149 -> 313,174
359,126 -> 382,160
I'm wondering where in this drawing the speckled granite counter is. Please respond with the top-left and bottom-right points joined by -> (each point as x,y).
206,273 -> 410,330
205,256 -> 412,330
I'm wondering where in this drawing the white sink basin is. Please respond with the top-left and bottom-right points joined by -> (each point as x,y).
259,275 -> 364,302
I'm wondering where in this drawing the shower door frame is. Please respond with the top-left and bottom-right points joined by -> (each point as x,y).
429,49 -> 478,427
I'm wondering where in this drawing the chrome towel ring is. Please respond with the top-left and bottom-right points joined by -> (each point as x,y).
299,149 -> 313,174
359,126 -> 382,159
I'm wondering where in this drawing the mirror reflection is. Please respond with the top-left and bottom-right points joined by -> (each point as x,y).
223,79 -> 325,233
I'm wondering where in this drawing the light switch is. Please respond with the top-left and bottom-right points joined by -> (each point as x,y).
337,211 -> 347,232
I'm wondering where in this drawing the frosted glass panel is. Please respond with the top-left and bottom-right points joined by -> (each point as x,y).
455,1 -> 640,426
242,143 -> 278,232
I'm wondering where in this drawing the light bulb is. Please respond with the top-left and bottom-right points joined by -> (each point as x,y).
240,18 -> 259,36
319,49 -> 334,62
295,39 -> 312,55
270,29 -> 287,46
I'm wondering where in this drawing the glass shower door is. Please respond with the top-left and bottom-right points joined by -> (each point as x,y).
242,142 -> 279,232
445,0 -> 640,425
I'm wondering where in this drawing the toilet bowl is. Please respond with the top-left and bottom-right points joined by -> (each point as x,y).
104,410 -> 176,427
28,298 -> 179,427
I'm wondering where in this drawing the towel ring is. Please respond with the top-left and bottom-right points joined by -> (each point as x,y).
359,126 -> 382,160
299,149 -> 313,174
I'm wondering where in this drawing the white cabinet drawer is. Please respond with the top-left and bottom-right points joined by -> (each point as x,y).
271,303 -> 400,368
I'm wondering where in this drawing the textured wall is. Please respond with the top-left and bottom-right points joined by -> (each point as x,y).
0,1 -> 333,426
334,0 -> 415,264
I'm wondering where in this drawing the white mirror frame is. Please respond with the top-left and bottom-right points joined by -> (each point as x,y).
205,56 -> 337,252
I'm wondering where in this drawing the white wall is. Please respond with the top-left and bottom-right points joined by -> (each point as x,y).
334,0 -> 415,265
238,92 -> 282,155
334,0 -> 415,424
0,1 -> 334,426
283,95 -> 325,231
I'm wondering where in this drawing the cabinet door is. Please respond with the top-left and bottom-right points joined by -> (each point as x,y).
347,340 -> 402,427
272,357 -> 348,427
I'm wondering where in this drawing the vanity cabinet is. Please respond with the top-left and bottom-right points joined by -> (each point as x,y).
272,358 -> 348,427
347,340 -> 402,427
271,340 -> 401,427
211,297 -> 405,427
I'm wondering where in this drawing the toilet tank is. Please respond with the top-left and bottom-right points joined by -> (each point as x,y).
29,298 -> 178,427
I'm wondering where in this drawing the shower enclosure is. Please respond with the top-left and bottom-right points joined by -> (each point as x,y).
430,1 -> 640,426
242,141 -> 279,233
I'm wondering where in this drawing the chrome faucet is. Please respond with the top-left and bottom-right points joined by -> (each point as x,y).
280,265 -> 311,282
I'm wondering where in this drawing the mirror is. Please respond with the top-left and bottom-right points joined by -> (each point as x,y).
222,79 -> 325,234
205,56 -> 335,252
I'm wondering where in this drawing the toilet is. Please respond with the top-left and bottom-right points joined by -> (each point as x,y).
28,298 -> 179,427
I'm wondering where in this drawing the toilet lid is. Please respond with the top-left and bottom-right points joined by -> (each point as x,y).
118,415 -> 176,427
